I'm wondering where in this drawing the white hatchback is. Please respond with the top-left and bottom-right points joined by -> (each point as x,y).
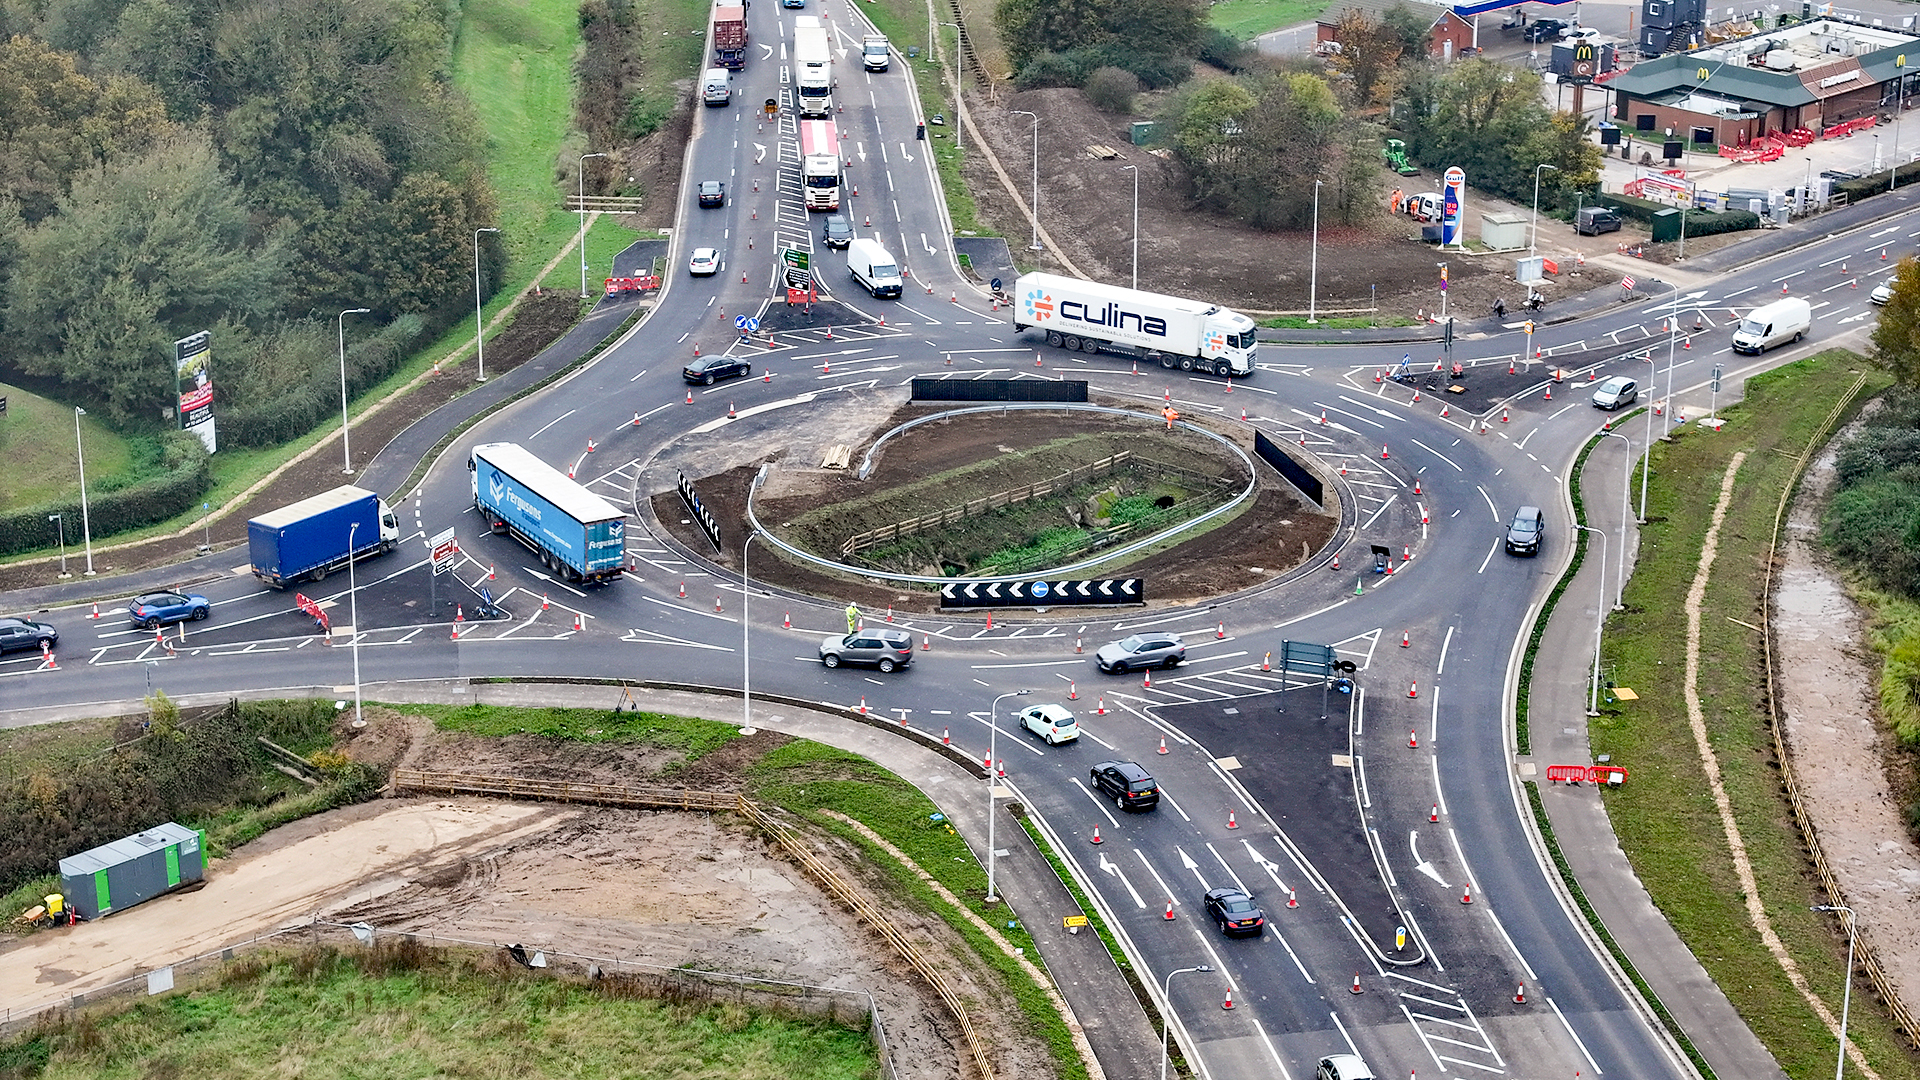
1018,703 -> 1080,744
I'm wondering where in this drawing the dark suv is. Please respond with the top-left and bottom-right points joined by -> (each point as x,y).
1524,18 -> 1566,40
1506,505 -> 1545,556
1090,760 -> 1160,811
819,629 -> 915,672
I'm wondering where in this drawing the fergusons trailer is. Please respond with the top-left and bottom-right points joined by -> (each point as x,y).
469,443 -> 627,584
1012,272 -> 1258,378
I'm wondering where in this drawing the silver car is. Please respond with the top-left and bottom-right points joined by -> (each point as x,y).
1094,632 -> 1185,674
818,629 -> 914,672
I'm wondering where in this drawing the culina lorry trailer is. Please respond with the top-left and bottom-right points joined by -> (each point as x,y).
1011,272 -> 1259,378
248,485 -> 399,588
469,442 -> 626,584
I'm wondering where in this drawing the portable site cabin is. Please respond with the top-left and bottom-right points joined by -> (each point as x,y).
59,822 -> 206,919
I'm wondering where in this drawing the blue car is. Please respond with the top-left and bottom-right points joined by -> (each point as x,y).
128,591 -> 211,629
783,0 -> 803,7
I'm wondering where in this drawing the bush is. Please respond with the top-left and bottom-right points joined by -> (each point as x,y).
1596,191 -> 1666,223
1083,67 -> 1141,113
1067,43 -> 1193,89
1197,28 -> 1252,72
1673,208 -> 1760,238
1014,51 -> 1086,89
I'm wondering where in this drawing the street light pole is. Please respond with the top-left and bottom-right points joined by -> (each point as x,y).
1531,163 -> 1558,256
347,521 -> 364,724
48,514 -> 66,579
474,226 -> 500,381
336,307 -> 370,474
579,152 -> 607,298
1576,524 -> 1608,715
1125,164 -> 1141,288
940,23 -> 964,152
1158,964 -> 1214,1080
1811,904 -> 1857,1080
1308,179 -> 1323,324
741,464 -> 769,735
74,407 -> 94,576
1600,431 -> 1632,609
1012,110 -> 1040,251
985,688 -> 1031,902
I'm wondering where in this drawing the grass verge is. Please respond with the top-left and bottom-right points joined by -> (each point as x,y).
1582,352 -> 1916,1079
1206,0 -> 1328,40
1258,314 -> 1418,330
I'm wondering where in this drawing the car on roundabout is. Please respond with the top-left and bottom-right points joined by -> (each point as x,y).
688,247 -> 720,276
1094,632 -> 1184,674
128,591 -> 210,629
1590,375 -> 1638,409
0,616 -> 58,653
682,355 -> 751,385
1089,760 -> 1159,810
1017,703 -> 1079,744
1202,886 -> 1265,937
1317,1054 -> 1377,1080
818,628 -> 914,672
1872,281 -> 1894,305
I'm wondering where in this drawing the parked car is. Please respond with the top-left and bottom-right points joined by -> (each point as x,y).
688,247 -> 720,276
1525,18 -> 1567,40
1561,24 -> 1604,41
1202,886 -> 1265,937
818,628 -> 915,672
0,616 -> 57,654
1505,505 -> 1545,556
821,214 -> 853,249
1094,633 -> 1185,674
1575,205 -> 1622,236
1089,760 -> 1160,810
1591,375 -> 1638,409
682,355 -> 752,385
1017,703 -> 1079,744
1871,281 -> 1895,305
1317,1055 -> 1378,1080
128,591 -> 210,629
697,180 -> 725,208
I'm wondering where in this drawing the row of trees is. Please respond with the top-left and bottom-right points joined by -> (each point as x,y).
0,0 -> 497,440
995,0 -> 1247,90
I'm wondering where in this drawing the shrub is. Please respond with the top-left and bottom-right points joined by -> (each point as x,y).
1673,208 -> 1760,238
1197,28 -> 1253,72
1014,51 -> 1086,89
1596,191 -> 1666,223
1083,67 -> 1141,113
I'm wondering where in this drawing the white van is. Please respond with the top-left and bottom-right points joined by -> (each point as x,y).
847,238 -> 903,298
701,68 -> 731,106
1731,296 -> 1811,354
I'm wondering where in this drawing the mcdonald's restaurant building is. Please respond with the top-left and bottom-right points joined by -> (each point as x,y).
1607,19 -> 1920,148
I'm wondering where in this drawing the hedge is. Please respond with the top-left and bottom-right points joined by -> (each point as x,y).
1597,191 -> 1667,223
1670,208 -> 1760,238
0,429 -> 211,558
1833,159 -> 1920,203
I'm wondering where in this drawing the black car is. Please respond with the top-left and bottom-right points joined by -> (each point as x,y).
682,355 -> 752,385
0,617 -> 57,654
1506,505 -> 1545,556
818,628 -> 915,672
1203,886 -> 1265,937
697,180 -> 725,207
1524,18 -> 1566,40
1090,760 -> 1160,811
821,214 -> 853,249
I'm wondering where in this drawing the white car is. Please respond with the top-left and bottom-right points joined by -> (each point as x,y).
688,247 -> 720,276
1871,281 -> 1894,305
1018,703 -> 1079,744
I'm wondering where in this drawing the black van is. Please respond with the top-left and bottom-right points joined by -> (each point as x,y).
1576,206 -> 1622,235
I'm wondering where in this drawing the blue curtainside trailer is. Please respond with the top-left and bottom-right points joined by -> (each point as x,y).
469,443 -> 626,584
248,485 -> 399,589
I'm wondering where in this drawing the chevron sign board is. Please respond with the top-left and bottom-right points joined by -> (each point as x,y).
939,578 -> 1144,608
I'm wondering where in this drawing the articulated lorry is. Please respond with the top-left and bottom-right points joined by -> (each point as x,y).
248,485 -> 399,589
794,16 -> 832,117
1011,272 -> 1260,378
469,442 -> 626,584
712,4 -> 748,69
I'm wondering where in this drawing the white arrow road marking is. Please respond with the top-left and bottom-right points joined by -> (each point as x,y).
760,43 -> 773,58
920,232 -> 935,255
1242,839 -> 1291,893
1099,851 -> 1147,907
754,143 -> 767,164
1410,831 -> 1447,885
1177,845 -> 1209,890
898,144 -> 914,163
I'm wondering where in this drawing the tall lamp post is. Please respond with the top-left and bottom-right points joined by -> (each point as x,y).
74,406 -> 94,576
1308,179 -> 1323,324
579,152 -> 607,298
1600,431 -> 1633,609
1124,164 -> 1140,289
940,23 -> 964,152
336,307 -> 370,474
741,465 -> 770,735
1576,524 -> 1608,715
985,688 -> 1031,902
1011,110 -> 1041,251
48,514 -> 67,579
1158,965 -> 1214,1080
474,226 -> 500,381
347,521 -> 364,724
1811,904 -> 1857,1080
1530,163 -> 1558,256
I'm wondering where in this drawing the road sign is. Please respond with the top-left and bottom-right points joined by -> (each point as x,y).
735,315 -> 749,330
430,528 -> 458,575
1711,364 -> 1722,392
939,578 -> 1143,608
781,247 -> 810,273
746,317 -> 760,333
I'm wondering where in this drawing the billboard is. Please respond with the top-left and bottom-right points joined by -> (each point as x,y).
1441,167 -> 1465,248
175,331 -> 215,453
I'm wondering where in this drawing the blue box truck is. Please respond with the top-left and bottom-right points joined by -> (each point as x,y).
469,442 -> 626,584
248,485 -> 399,589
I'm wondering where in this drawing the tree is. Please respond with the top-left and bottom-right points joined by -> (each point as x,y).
997,0 -> 1205,80
1231,73 -> 1346,230
1871,256 -> 1920,387
0,34 -> 173,222
1326,11 -> 1405,108
1165,79 -> 1257,211
1401,58 -> 1551,202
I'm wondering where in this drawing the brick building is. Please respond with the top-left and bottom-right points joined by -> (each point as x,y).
1317,0 -> 1478,61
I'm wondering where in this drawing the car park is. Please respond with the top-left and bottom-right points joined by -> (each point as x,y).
1089,760 -> 1160,810
1506,505 -> 1545,556
128,591 -> 210,628
1591,375 -> 1638,409
1872,281 -> 1894,305
1094,632 -> 1184,674
1202,886 -> 1265,937
818,628 -> 915,671
688,247 -> 720,276
697,180 -> 725,207
0,616 -> 57,654
821,214 -> 853,249
1017,703 -> 1079,744
682,355 -> 752,385
1317,1055 -> 1377,1080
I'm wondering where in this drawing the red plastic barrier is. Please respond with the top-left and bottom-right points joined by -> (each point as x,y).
1546,764 -> 1589,784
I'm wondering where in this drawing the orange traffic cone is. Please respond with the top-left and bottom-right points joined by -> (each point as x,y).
1409,728 -> 1418,748
1430,804 -> 1439,822
1409,681 -> 1418,698
1158,736 -> 1169,755
1222,988 -> 1235,1010
1226,811 -> 1239,829
1287,889 -> 1298,908
1401,631 -> 1410,648
1091,826 -> 1103,845
1164,902 -> 1175,920
1350,972 -> 1364,995
1068,681 -> 1078,700
1514,983 -> 1526,1004
1462,884 -> 1474,904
